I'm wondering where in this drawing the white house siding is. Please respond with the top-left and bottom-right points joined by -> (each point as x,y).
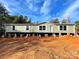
58,25 -> 68,33
5,25 -> 31,32
37,22 -> 51,33
5,26 -> 13,32
53,25 -> 59,33
67,25 -> 75,33
15,26 -> 30,32
30,26 -> 38,32
5,23 -> 75,34
56,25 -> 75,34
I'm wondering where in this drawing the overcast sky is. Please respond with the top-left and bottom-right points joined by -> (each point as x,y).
0,0 -> 79,22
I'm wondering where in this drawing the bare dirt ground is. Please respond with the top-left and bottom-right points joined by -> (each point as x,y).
0,35 -> 79,59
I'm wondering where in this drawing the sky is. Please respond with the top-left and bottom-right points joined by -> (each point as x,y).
0,0 -> 79,23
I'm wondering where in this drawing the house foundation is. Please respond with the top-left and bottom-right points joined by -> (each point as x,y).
14,34 -> 17,38
26,34 -> 28,38
44,34 -> 48,37
38,34 -> 41,37
20,34 -> 23,37
3,32 -> 76,38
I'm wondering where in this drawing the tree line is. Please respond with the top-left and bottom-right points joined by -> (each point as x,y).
50,18 -> 70,24
0,3 -> 31,23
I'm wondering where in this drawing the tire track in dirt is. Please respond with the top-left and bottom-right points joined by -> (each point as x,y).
0,36 -> 79,59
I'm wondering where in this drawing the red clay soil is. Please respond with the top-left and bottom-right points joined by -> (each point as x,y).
0,35 -> 79,59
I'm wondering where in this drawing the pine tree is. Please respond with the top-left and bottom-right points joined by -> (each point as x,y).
0,3 -> 9,37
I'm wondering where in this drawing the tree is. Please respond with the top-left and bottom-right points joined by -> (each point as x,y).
62,19 -> 68,24
28,18 -> 31,23
12,15 -> 31,23
75,20 -> 79,25
0,3 -> 9,37
12,16 -> 18,23
75,20 -> 79,33
62,18 -> 70,24
0,3 -> 9,23
51,18 -> 59,23
17,15 -> 27,23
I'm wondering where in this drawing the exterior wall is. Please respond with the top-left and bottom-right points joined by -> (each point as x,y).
30,26 -> 38,32
5,24 -> 51,33
58,25 -> 68,33
67,25 -> 75,33
37,22 -> 51,33
53,25 -> 59,33
5,25 -> 31,32
5,25 -> 14,32
5,23 -> 75,34
58,25 -> 75,34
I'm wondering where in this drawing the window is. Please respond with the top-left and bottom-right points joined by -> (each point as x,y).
39,26 -> 46,30
26,26 -> 29,30
60,25 -> 62,30
39,26 -> 42,30
60,25 -> 67,30
64,26 -> 66,30
43,26 -> 46,30
13,26 -> 15,30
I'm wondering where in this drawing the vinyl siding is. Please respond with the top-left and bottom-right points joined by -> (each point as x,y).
5,23 -> 75,34
53,25 -> 59,32
68,25 -> 75,33
37,23 -> 51,33
59,26 -> 68,33
30,26 -> 38,32
58,25 -> 75,33
5,26 -> 31,32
